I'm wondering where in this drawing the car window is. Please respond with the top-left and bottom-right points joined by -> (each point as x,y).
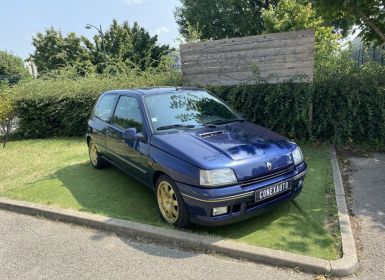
112,96 -> 143,132
144,90 -> 239,131
94,94 -> 117,122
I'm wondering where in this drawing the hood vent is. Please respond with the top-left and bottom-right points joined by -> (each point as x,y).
198,130 -> 228,138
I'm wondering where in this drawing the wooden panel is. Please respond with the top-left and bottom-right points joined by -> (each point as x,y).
180,29 -> 315,86
181,37 -> 314,56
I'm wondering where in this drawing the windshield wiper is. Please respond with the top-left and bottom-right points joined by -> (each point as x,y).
204,118 -> 245,126
157,124 -> 198,131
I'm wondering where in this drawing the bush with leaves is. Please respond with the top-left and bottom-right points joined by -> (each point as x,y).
31,20 -> 172,75
261,0 -> 341,71
12,68 -> 181,138
313,55 -> 385,145
0,51 -> 29,85
0,86 -> 16,147
8,46 -> 385,148
210,57 -> 385,147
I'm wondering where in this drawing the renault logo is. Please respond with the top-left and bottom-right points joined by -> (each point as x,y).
266,162 -> 272,170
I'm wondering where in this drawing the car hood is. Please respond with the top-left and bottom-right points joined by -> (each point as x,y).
151,121 -> 296,181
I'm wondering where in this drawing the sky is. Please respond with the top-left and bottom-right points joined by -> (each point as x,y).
0,0 -> 181,60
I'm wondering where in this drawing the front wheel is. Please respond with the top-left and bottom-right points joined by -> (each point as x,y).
156,175 -> 190,228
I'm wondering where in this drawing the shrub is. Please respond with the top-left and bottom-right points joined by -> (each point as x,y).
209,61 -> 385,146
312,61 -> 385,145
209,83 -> 312,140
0,86 -> 16,147
12,70 -> 181,138
10,59 -> 385,148
0,50 -> 30,85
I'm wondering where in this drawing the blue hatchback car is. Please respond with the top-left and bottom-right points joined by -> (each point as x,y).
86,87 -> 307,227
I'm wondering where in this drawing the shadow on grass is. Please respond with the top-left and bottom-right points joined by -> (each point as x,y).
54,162 -> 162,225
52,162 -> 336,258
6,156 -> 337,259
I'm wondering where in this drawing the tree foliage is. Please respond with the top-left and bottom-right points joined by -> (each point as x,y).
175,0 -> 354,41
31,20 -> 171,75
261,0 -> 341,67
31,28 -> 93,75
0,51 -> 29,84
0,86 -> 16,148
175,0 -> 279,40
313,0 -> 385,44
11,68 -> 181,138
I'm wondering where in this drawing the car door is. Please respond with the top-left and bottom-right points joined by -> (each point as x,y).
88,93 -> 118,156
107,94 -> 150,185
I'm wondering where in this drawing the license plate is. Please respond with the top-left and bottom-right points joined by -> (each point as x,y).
255,181 -> 291,202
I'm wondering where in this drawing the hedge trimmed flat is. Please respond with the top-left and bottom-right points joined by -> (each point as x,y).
86,87 -> 307,227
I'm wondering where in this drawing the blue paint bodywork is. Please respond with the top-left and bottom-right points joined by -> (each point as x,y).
87,87 -> 307,226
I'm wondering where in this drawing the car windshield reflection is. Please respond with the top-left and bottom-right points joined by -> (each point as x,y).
144,90 -> 241,131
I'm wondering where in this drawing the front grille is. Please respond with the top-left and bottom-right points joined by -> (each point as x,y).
239,166 -> 295,187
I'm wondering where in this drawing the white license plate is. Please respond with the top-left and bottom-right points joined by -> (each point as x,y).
255,181 -> 291,202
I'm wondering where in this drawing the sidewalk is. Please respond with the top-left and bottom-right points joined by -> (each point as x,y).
344,153 -> 385,279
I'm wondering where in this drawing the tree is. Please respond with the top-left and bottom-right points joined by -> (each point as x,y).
262,0 -> 341,64
31,20 -> 172,75
313,0 -> 385,44
0,51 -> 29,84
175,0 -> 279,41
0,86 -> 16,148
31,28 -> 93,74
89,20 -> 171,72
131,22 -> 171,70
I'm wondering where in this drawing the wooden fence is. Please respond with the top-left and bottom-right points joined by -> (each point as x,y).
180,29 -> 315,86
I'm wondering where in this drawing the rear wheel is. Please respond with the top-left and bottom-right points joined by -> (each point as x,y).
88,140 -> 108,169
156,175 -> 189,228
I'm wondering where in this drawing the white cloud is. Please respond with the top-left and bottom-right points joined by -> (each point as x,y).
155,26 -> 170,35
121,0 -> 145,5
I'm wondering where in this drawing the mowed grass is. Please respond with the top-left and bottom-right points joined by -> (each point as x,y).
0,138 -> 340,260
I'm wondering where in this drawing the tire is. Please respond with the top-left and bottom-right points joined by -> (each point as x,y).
88,140 -> 109,169
155,175 -> 190,228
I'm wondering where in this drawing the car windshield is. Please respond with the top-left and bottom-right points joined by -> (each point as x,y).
144,90 -> 241,131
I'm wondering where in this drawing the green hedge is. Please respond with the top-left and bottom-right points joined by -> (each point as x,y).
12,71 -> 181,138
11,63 -> 385,146
210,62 -> 385,146
210,83 -> 312,140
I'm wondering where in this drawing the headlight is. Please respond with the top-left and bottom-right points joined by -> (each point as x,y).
200,168 -> 237,187
292,146 -> 304,165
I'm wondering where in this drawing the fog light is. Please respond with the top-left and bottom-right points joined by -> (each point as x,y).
298,180 -> 303,187
295,180 -> 303,190
212,206 -> 229,216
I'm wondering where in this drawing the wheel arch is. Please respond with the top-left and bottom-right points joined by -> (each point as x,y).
86,135 -> 91,146
153,170 -> 168,188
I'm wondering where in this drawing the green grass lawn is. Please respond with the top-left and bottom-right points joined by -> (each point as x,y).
0,138 -> 340,260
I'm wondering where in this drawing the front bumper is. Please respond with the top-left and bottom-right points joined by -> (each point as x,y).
177,162 -> 307,226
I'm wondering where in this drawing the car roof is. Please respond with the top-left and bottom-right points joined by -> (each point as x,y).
101,86 -> 204,96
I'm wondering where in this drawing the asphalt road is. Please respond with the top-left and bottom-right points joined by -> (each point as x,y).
344,153 -> 385,280
0,210 -> 312,280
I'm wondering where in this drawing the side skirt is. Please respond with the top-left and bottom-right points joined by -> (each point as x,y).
101,156 -> 155,192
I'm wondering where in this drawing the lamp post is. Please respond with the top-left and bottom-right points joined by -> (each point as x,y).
85,23 -> 107,58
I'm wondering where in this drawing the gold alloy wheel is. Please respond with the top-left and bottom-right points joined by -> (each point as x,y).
157,181 -> 179,224
89,142 -> 98,166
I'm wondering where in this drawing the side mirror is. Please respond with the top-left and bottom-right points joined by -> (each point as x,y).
123,128 -> 146,142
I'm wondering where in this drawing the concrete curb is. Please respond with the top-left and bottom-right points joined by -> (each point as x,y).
0,145 -> 358,276
329,145 -> 359,275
